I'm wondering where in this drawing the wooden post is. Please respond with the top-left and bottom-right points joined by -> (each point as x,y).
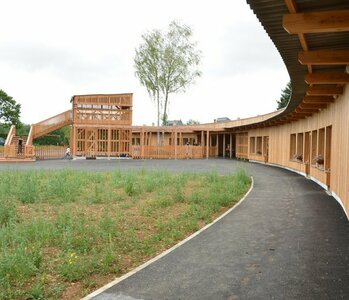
216,134 -> 219,157
206,130 -> 209,159
71,125 -> 75,157
107,128 -> 111,158
230,133 -> 232,159
175,130 -> 177,159
140,129 -> 144,158
223,134 -> 226,158
201,131 -> 204,158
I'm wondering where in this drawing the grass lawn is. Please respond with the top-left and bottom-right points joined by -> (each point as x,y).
0,168 -> 250,299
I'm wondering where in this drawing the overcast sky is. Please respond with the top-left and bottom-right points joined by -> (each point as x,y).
0,0 -> 289,125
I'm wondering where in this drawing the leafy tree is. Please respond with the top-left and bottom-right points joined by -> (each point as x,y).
16,123 -> 31,136
276,82 -> 292,109
0,90 -> 21,126
34,126 -> 70,146
186,119 -> 200,125
134,21 -> 202,127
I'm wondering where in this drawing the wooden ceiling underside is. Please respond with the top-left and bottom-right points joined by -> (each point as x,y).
238,0 -> 349,131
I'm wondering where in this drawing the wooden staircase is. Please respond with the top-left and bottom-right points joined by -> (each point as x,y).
1,110 -> 73,162
11,136 -> 28,158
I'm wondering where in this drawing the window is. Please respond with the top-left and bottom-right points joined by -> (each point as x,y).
318,128 -> 325,158
250,137 -> 256,154
304,132 -> 310,164
256,137 -> 262,155
132,137 -> 140,145
325,126 -> 332,171
311,130 -> 317,161
296,133 -> 303,161
290,134 -> 296,159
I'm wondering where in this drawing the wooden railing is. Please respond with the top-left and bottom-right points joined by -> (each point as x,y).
131,145 -> 217,159
32,110 -> 72,139
25,126 -> 35,158
0,146 -> 4,158
34,145 -> 66,160
4,125 -> 16,145
4,125 -> 16,158
74,94 -> 132,107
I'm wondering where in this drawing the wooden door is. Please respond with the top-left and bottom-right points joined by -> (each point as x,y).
263,136 -> 269,163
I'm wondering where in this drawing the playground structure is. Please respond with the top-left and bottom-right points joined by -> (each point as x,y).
1,0 -> 349,217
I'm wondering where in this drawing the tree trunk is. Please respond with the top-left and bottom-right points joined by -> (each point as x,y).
156,91 -> 160,145
162,92 -> 169,126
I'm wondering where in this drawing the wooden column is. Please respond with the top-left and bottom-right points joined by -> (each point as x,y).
229,133 -> 232,159
175,130 -> 178,159
140,129 -> 144,158
206,130 -> 209,159
223,134 -> 226,158
71,125 -> 75,157
107,128 -> 111,158
216,134 -> 219,156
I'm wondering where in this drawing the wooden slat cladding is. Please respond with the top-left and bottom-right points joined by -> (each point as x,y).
246,84 -> 349,216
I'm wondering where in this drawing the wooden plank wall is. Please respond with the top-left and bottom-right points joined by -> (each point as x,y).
247,84 -> 349,216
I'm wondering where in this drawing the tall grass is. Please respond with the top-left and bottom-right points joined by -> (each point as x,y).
0,168 -> 250,299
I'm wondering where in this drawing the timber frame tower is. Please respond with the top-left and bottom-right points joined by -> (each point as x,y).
71,93 -> 133,158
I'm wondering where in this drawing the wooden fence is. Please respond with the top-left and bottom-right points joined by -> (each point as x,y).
131,145 -> 217,159
1,145 -> 218,160
34,145 -> 66,160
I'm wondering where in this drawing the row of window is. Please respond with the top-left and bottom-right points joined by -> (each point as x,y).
290,126 -> 331,170
250,136 -> 268,155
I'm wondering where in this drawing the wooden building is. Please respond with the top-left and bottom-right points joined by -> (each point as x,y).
2,0 -> 349,218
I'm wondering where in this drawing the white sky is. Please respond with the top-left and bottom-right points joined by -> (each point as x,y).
0,0 -> 289,126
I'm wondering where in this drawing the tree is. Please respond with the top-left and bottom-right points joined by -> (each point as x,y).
276,82 -> 292,109
0,90 -> 21,126
186,119 -> 200,125
134,21 -> 202,127
34,126 -> 70,146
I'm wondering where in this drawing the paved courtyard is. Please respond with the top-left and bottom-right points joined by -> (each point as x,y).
1,159 -> 348,299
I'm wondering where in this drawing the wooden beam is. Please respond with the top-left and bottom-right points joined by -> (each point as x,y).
296,108 -> 320,113
305,73 -> 349,84
283,10 -> 349,34
284,0 -> 312,73
299,50 -> 349,65
303,96 -> 335,103
306,85 -> 344,96
299,103 -> 327,109
290,115 -> 306,119
294,110 -> 312,116
284,0 -> 297,13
